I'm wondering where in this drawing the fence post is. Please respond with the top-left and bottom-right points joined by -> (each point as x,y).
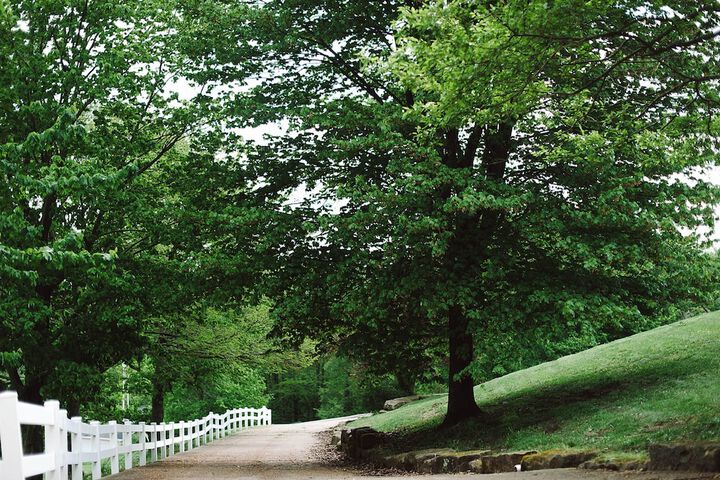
43,400 -> 62,480
150,422 -> 158,463
179,420 -> 185,453
169,422 -> 176,456
90,420 -> 101,480
160,423 -> 167,459
108,420 -> 119,474
124,420 -> 133,470
70,416 -> 83,480
59,407 -> 69,479
139,422 -> 147,466
189,420 -> 195,449
197,419 -> 201,447
0,391 -> 24,480
207,413 -> 213,443
197,419 -> 201,446
160,422 -> 166,460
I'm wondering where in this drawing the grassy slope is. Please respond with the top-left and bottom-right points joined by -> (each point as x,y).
349,311 -> 720,455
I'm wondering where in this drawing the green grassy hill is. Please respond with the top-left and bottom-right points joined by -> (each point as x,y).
349,311 -> 720,457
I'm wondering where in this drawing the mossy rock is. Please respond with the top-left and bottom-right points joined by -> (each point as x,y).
580,459 -> 648,471
648,442 -> 720,472
473,451 -> 538,473
521,449 -> 598,471
446,450 -> 492,472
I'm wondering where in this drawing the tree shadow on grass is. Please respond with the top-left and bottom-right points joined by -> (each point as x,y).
387,353 -> 715,453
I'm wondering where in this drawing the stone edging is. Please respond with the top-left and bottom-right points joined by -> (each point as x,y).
337,427 -> 720,474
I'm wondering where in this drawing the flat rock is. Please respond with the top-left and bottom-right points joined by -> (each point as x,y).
379,448 -> 456,472
447,449 -> 492,472
580,459 -> 648,471
472,451 -> 538,473
522,450 -> 598,471
340,427 -> 386,458
378,448 -> 491,473
648,442 -> 720,472
383,395 -> 421,411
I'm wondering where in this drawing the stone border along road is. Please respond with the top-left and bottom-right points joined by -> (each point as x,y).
110,416 -> 718,480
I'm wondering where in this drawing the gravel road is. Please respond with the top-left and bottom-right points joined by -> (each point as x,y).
110,416 -> 718,480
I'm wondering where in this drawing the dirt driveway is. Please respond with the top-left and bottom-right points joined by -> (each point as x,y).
110,416 -> 718,480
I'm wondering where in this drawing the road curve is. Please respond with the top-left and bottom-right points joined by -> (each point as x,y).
110,416 -> 716,480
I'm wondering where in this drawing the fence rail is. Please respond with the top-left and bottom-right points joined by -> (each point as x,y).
0,390 -> 271,480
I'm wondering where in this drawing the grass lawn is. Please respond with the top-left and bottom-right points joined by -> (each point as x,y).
349,311 -> 720,456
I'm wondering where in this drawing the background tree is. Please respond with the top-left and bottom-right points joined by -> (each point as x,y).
144,304 -> 311,423
390,0 -> 720,383
0,0 -> 218,425
189,0 -> 720,425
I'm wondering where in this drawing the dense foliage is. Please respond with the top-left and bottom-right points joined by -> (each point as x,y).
186,0 -> 720,424
0,0 -> 205,414
1,0 -> 719,431
0,0 -> 290,433
268,355 -> 426,423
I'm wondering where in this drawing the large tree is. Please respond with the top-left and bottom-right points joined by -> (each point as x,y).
194,0 -> 720,425
0,0 -> 225,421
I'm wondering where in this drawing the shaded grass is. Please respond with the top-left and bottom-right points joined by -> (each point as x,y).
349,311 -> 720,455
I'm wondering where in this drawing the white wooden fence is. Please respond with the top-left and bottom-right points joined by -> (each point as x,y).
0,391 -> 271,480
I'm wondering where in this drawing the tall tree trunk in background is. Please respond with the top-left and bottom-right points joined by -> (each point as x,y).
439,127 -> 484,425
441,122 -> 514,426
151,375 -> 165,423
443,306 -> 482,425
67,398 -> 81,418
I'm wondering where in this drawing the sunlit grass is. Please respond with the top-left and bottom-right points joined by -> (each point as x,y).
350,311 -> 720,455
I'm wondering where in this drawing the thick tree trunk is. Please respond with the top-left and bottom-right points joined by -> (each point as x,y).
443,306 -> 482,426
67,398 -> 81,418
439,122 -> 514,427
151,378 -> 165,423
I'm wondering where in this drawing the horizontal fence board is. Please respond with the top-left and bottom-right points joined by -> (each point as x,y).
22,453 -> 55,477
17,403 -> 54,426
79,423 -> 96,435
98,447 -> 116,459
97,424 -> 116,435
